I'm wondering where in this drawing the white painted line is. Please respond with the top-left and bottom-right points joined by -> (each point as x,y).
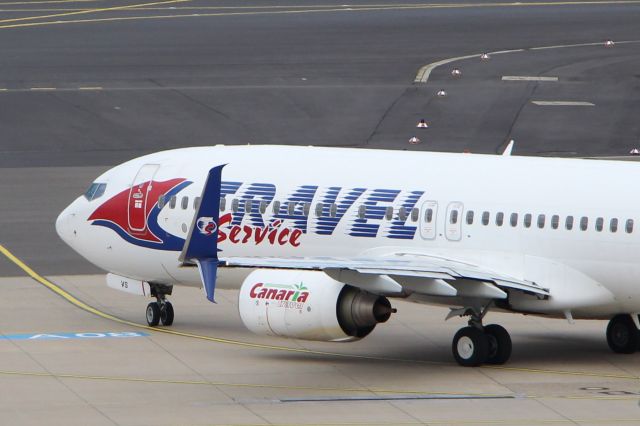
502,76 -> 558,81
414,54 -> 478,83
30,87 -> 56,91
78,86 -> 103,90
532,101 -> 595,106
414,40 -> 640,84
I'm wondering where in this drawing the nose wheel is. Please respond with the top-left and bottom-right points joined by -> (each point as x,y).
146,301 -> 174,326
146,283 -> 175,327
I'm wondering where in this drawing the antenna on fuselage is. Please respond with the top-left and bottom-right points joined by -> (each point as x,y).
502,139 -> 515,156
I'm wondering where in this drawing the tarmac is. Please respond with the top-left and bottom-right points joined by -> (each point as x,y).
3,272 -> 640,425
3,0 -> 640,424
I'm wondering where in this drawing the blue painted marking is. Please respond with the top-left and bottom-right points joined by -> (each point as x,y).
0,332 -> 150,341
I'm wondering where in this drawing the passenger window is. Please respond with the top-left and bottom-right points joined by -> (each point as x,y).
398,207 -> 407,221
524,213 -> 532,228
219,197 -> 226,212
537,214 -> 545,229
315,202 -> 324,217
169,196 -> 177,209
330,203 -> 337,218
385,206 -> 393,221
425,208 -> 433,223
259,200 -> 268,214
158,195 -> 166,209
565,215 -> 574,230
181,197 -> 188,210
466,210 -> 474,225
272,201 -> 281,214
626,219 -> 634,234
595,217 -> 603,232
450,209 -> 458,225
231,198 -> 239,213
610,218 -> 618,233
496,212 -> 504,227
245,199 -> 253,213
411,207 -> 419,222
303,202 -> 311,217
551,215 -> 559,229
194,197 -> 201,210
580,216 -> 588,231
288,202 -> 296,215
510,213 -> 518,227
482,211 -> 490,226
358,205 -> 366,219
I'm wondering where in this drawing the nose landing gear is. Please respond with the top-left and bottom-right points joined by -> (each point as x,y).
146,283 -> 174,327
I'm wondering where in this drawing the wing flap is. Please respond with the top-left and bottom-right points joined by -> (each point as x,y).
220,254 -> 550,298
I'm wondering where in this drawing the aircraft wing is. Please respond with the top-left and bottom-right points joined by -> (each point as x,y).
219,253 -> 549,298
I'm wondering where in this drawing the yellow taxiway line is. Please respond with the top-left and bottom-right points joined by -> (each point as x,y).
1,242 -> 640,383
1,1 -> 640,30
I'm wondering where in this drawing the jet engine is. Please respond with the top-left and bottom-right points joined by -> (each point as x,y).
238,269 -> 394,342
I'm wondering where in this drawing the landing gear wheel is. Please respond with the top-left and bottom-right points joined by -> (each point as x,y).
484,324 -> 512,365
607,314 -> 639,354
160,301 -> 174,326
146,302 -> 161,327
452,326 -> 489,367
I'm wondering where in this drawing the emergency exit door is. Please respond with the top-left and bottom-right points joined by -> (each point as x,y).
445,202 -> 464,241
128,164 -> 160,232
420,200 -> 438,240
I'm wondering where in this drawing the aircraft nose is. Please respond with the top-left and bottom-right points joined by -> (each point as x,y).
55,202 -> 78,245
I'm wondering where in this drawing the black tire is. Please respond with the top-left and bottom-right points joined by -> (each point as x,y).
484,324 -> 512,365
146,302 -> 160,327
452,326 -> 489,367
160,302 -> 174,326
606,314 -> 639,354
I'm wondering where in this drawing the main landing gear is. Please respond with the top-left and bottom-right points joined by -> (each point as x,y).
606,314 -> 640,354
146,283 -> 174,327
450,304 -> 512,367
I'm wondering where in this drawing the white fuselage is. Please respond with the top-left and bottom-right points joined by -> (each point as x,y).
56,145 -> 640,319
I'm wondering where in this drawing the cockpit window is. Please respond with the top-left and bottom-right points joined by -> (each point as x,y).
84,183 -> 107,201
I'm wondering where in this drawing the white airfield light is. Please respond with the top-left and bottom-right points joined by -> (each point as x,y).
451,68 -> 462,78
629,148 -> 639,155
416,119 -> 429,128
604,39 -> 615,47
408,136 -> 421,144
436,89 -> 447,97
480,53 -> 490,60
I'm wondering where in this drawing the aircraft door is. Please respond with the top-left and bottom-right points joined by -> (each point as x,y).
445,202 -> 463,241
420,201 -> 438,240
128,164 -> 160,232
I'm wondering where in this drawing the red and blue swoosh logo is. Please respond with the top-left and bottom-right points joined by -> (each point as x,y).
88,179 -> 190,251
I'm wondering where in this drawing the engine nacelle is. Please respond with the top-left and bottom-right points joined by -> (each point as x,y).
238,269 -> 393,342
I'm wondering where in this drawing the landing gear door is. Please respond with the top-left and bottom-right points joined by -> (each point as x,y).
128,164 -> 160,232
420,200 -> 438,240
445,202 -> 463,241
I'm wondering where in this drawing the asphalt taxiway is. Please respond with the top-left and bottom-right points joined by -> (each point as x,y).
3,1 -> 640,425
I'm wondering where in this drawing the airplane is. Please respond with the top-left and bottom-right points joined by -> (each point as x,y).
55,144 -> 640,366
